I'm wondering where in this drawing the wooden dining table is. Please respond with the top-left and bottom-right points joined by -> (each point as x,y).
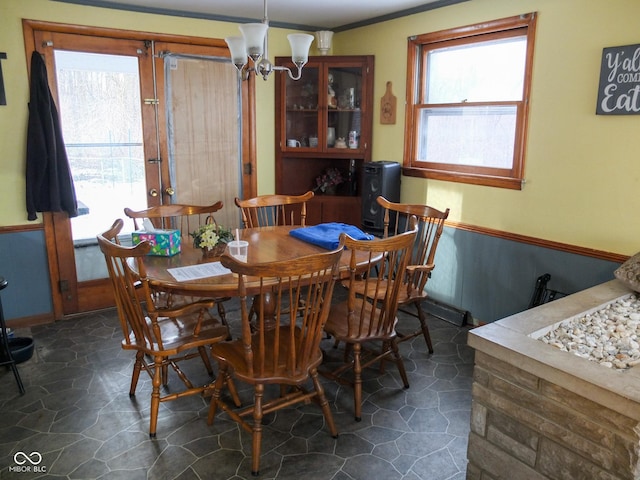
129,225 -> 371,298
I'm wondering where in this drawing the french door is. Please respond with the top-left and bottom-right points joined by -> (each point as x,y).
24,21 -> 256,318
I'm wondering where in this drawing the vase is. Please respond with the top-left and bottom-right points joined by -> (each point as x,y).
324,185 -> 337,195
327,127 -> 335,147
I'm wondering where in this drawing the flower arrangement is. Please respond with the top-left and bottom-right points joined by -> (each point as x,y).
190,222 -> 234,255
314,167 -> 344,193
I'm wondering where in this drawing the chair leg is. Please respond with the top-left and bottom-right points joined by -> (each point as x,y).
390,340 -> 410,389
216,301 -> 232,340
130,351 -> 145,396
197,346 -> 213,375
161,363 -> 169,387
416,303 -> 434,354
207,365 -> 227,424
251,384 -> 265,476
226,372 -> 242,407
353,343 -> 362,422
149,356 -> 163,438
310,368 -> 338,438
343,342 -> 353,363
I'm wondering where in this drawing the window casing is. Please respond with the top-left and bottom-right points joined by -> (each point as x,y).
404,13 -> 537,189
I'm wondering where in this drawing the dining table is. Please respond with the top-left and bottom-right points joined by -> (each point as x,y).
129,225 -> 373,299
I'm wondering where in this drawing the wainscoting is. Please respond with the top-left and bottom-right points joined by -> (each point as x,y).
0,223 -> 625,325
424,225 -> 623,324
0,225 -> 52,323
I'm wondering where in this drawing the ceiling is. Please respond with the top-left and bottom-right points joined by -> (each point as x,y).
57,0 -> 468,31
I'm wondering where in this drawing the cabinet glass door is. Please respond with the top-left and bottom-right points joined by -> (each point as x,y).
284,66 -> 319,150
327,66 -> 363,151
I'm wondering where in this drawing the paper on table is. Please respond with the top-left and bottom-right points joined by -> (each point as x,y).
167,262 -> 231,281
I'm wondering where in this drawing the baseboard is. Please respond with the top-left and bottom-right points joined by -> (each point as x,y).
6,312 -> 55,328
423,297 -> 470,327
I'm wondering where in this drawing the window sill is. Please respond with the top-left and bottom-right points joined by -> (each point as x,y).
402,166 -> 524,190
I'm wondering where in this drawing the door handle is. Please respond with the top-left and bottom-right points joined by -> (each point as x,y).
149,188 -> 159,197
165,187 -> 175,196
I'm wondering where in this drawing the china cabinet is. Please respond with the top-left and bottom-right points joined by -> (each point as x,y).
275,55 -> 374,226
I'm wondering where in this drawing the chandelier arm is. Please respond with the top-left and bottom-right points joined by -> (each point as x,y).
228,0 -> 310,82
272,64 -> 304,81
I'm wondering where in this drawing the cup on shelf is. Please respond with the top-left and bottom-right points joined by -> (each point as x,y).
287,139 -> 301,148
227,240 -> 248,262
309,135 -> 318,147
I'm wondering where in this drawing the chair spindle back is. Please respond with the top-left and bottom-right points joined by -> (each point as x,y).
235,191 -> 313,228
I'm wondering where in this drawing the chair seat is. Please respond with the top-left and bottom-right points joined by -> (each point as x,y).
324,300 -> 399,343
211,326 -> 323,384
123,314 -> 229,355
153,289 -> 230,307
349,279 -> 427,305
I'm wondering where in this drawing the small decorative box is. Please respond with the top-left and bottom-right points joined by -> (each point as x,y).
132,229 -> 181,256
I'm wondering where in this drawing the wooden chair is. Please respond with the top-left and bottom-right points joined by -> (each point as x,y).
124,201 -> 224,235
206,242 -> 344,476
235,191 -> 314,228
321,218 -> 418,421
124,202 -> 231,330
97,219 -> 239,438
375,196 -> 449,353
235,191 -> 314,323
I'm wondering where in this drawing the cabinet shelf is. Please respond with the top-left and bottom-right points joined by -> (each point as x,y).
275,55 -> 374,226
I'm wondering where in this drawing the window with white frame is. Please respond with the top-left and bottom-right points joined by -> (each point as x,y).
404,13 -> 537,190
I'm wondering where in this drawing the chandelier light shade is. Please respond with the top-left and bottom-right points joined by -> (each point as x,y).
238,23 -> 268,60
225,0 -> 314,81
288,34 -> 314,65
225,36 -> 248,69
315,30 -> 334,55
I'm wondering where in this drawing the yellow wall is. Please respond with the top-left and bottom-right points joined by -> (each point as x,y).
336,0 -> 640,255
0,0 -> 296,226
2,0 -> 640,256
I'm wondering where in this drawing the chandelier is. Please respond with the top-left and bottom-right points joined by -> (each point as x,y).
225,0 -> 314,81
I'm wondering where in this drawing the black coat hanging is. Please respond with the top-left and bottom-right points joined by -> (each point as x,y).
25,51 -> 78,221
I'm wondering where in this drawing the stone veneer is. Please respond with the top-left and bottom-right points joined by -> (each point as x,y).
466,280 -> 640,480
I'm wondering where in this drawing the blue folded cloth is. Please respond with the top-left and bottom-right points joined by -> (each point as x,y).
289,223 -> 374,250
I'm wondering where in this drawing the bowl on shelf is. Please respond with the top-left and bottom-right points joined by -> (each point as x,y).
8,337 -> 34,364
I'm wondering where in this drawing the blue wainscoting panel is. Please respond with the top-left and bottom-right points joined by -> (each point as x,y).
425,226 -> 621,324
0,230 -> 53,320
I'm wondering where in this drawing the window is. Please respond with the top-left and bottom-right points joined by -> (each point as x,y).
404,13 -> 537,189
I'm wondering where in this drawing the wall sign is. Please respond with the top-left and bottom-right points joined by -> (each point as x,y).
0,52 -> 6,106
596,43 -> 640,115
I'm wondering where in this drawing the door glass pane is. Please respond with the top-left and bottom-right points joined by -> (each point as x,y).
165,55 -> 241,230
54,50 -> 146,281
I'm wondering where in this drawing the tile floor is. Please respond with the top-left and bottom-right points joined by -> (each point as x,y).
0,297 -> 474,480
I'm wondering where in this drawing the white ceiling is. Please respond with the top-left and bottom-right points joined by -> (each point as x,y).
59,0 -> 468,31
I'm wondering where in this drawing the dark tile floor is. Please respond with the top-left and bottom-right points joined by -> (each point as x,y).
0,297 -> 474,480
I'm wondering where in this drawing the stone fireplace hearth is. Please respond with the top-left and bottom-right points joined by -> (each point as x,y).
467,280 -> 640,480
